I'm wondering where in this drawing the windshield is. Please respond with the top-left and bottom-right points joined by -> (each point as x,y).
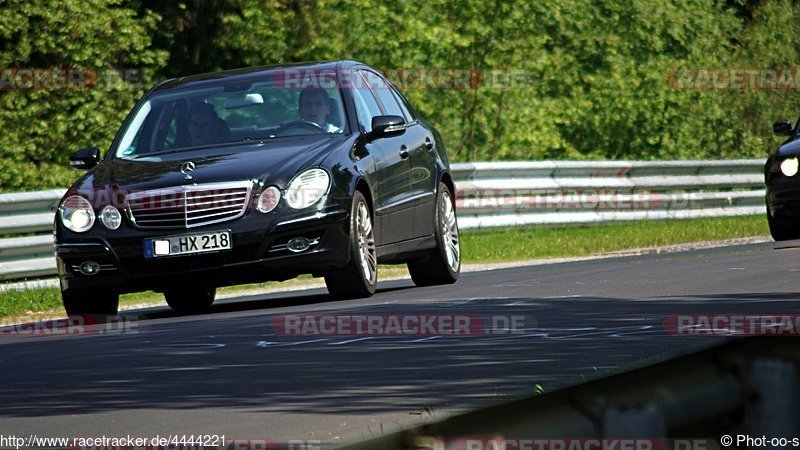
114,79 -> 347,158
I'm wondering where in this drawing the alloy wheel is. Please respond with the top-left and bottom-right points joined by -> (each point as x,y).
356,202 -> 377,283
440,192 -> 460,271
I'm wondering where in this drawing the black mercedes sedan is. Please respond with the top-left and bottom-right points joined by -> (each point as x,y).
765,118 -> 800,241
55,61 -> 461,315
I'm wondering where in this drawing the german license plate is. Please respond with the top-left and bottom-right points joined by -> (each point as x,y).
144,231 -> 231,258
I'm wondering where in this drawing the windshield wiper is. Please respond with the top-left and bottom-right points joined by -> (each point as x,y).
242,135 -> 276,142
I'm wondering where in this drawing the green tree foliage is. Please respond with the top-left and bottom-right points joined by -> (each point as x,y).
1,0 -> 799,190
0,0 -> 166,189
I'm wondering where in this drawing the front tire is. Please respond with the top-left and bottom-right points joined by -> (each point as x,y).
324,191 -> 377,299
62,288 -> 119,316
767,207 -> 800,241
408,182 -> 461,286
164,286 -> 216,314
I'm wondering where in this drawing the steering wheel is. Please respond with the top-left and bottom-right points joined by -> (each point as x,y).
275,120 -> 326,136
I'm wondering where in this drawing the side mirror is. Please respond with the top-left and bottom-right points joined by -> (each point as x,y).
368,115 -> 406,141
69,147 -> 101,170
774,120 -> 794,137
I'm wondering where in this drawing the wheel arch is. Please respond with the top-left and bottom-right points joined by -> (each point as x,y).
354,177 -> 374,216
440,171 -> 456,210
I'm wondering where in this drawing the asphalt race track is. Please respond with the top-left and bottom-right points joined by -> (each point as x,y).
1,240 -> 799,445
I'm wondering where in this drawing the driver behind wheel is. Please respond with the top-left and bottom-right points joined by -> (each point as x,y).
299,88 -> 341,133
189,102 -> 231,146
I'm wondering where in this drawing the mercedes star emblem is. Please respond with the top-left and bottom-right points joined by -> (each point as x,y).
180,161 -> 196,180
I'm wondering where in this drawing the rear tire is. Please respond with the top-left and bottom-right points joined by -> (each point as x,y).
408,182 -> 461,286
768,207 -> 800,241
324,191 -> 377,299
62,288 -> 119,316
164,286 -> 216,314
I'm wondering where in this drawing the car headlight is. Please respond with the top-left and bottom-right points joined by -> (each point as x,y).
100,205 -> 122,230
257,186 -> 281,213
781,157 -> 799,177
285,169 -> 330,209
59,196 -> 95,233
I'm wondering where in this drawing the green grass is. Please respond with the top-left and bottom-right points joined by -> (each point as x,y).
0,288 -> 64,317
0,215 -> 770,318
460,215 -> 768,263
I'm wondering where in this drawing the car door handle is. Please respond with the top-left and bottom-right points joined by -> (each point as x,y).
425,137 -> 435,151
399,146 -> 410,159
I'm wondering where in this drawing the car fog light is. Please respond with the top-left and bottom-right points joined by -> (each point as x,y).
100,205 -> 122,230
287,237 -> 312,253
79,261 -> 101,276
781,157 -> 799,177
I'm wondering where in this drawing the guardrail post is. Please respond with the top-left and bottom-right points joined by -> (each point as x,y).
747,358 -> 800,438
603,402 -> 666,436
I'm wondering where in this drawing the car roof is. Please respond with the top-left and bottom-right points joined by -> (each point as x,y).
152,60 -> 368,92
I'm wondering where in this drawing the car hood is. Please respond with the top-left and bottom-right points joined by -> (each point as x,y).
74,135 -> 350,193
777,137 -> 800,159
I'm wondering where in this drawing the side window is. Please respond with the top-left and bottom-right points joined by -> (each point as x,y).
361,70 -> 405,118
389,85 -> 416,122
351,79 -> 383,132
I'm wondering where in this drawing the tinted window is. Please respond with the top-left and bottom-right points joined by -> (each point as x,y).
114,79 -> 347,158
350,77 -> 383,132
389,86 -> 414,122
361,71 -> 405,118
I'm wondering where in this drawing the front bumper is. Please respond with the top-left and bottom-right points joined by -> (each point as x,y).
766,171 -> 800,219
56,206 -> 350,293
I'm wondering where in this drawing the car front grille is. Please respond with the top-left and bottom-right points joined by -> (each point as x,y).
125,181 -> 253,229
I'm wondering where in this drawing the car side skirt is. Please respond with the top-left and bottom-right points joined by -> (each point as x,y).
376,235 -> 436,264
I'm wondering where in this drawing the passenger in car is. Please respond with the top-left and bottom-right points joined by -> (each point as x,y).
188,102 -> 231,146
299,88 -> 341,133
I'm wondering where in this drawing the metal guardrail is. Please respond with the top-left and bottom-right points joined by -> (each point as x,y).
0,189 -> 64,283
452,159 -> 766,229
0,160 -> 766,284
335,337 -> 800,449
